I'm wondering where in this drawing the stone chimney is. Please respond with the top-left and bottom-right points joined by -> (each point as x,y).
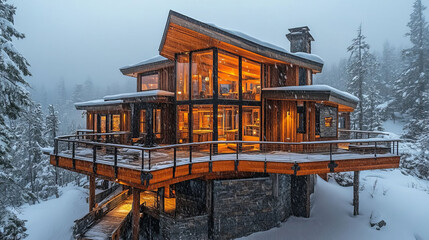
286,26 -> 314,53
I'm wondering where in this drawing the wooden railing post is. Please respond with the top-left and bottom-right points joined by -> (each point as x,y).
141,150 -> 145,171
148,150 -> 151,170
72,141 -> 76,169
92,145 -> 97,174
173,148 -> 176,178
353,171 -> 360,215
89,175 -> 96,212
114,147 -> 118,179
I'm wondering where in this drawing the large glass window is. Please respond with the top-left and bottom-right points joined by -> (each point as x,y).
192,50 -> 213,100
176,54 -> 189,101
242,106 -> 260,141
242,58 -> 261,101
218,51 -> 239,100
192,105 -> 213,142
100,115 -> 107,133
112,114 -> 120,132
141,73 -> 159,91
218,105 -> 239,141
140,110 -> 146,134
177,105 -> 189,143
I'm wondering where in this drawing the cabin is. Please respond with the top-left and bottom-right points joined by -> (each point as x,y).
51,11 -> 400,240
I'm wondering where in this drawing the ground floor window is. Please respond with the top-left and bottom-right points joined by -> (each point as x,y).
192,105 -> 213,142
111,114 -> 120,132
140,110 -> 146,134
242,106 -> 260,141
218,105 -> 239,141
177,105 -> 189,143
153,109 -> 161,139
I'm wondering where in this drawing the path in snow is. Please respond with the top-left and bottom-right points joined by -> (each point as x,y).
17,184 -> 88,240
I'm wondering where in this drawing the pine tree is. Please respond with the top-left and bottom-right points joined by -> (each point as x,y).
346,25 -> 377,130
45,104 -> 59,146
396,0 -> 429,141
0,1 -> 31,238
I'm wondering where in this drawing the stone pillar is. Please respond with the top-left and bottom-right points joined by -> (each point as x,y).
353,171 -> 360,215
291,175 -> 311,218
89,175 -> 95,212
132,188 -> 140,240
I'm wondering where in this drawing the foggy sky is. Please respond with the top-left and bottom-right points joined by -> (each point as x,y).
10,0 -> 419,93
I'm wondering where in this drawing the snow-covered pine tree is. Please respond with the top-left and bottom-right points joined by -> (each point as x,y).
0,0 -> 31,238
364,54 -> 384,131
45,104 -> 59,146
395,0 -> 429,141
346,25 -> 376,130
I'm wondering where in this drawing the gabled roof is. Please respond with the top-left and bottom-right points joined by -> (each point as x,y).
159,10 -> 324,72
120,55 -> 174,77
262,85 -> 359,111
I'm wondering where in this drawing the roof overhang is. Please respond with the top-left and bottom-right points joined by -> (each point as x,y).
104,90 -> 175,104
159,10 -> 323,72
75,99 -> 125,111
262,85 -> 358,112
120,56 -> 174,77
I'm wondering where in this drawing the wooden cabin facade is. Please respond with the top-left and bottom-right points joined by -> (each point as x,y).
55,11 -> 400,240
76,12 -> 356,151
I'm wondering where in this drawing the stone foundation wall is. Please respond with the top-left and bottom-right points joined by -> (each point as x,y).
159,214 -> 209,240
212,174 -> 291,239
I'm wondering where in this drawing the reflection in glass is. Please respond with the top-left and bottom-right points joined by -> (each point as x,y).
176,54 -> 189,101
242,58 -> 261,101
218,51 -> 239,99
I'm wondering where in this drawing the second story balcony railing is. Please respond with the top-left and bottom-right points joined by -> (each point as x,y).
50,130 -> 401,189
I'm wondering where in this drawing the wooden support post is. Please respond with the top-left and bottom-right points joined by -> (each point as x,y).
164,185 -> 171,198
89,175 -> 96,212
132,188 -> 140,240
158,187 -> 165,213
353,171 -> 360,216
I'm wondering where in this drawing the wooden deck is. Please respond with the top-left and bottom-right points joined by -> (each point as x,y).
50,148 -> 400,190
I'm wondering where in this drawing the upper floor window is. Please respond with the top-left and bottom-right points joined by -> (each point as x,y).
218,51 -> 239,100
176,54 -> 189,101
242,58 -> 261,101
192,50 -> 213,99
141,73 -> 159,91
299,67 -> 307,86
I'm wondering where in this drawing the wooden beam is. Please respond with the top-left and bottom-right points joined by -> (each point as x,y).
353,171 -> 360,215
89,175 -> 96,212
132,188 -> 140,240
164,185 -> 171,198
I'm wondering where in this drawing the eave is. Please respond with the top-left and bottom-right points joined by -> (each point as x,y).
159,10 -> 324,72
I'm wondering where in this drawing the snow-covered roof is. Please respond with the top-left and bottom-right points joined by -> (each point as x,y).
120,55 -> 174,77
120,55 -> 168,70
262,85 -> 359,109
104,90 -> 175,101
206,23 -> 324,65
74,99 -> 123,108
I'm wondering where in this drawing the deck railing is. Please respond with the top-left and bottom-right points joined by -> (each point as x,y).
53,131 -> 400,179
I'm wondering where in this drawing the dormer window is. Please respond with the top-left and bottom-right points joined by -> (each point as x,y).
140,73 -> 159,91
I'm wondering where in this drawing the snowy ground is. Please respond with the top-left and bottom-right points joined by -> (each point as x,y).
242,119 -> 429,240
16,184 -> 88,240
240,169 -> 429,240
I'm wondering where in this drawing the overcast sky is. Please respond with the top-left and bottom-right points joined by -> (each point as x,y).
10,0 -> 421,93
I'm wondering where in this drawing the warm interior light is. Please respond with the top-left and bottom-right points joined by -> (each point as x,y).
325,117 -> 333,127
204,77 -> 210,82
178,91 -> 182,94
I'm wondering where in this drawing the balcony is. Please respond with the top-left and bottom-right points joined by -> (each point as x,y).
49,130 -> 401,190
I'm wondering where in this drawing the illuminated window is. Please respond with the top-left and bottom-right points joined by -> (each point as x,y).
242,106 -> 260,141
141,74 -> 159,91
140,110 -> 146,133
93,114 -> 97,132
192,50 -> 213,100
242,58 -> 261,101
218,51 -> 239,100
218,105 -> 239,141
192,105 -> 213,142
176,54 -> 189,101
112,114 -> 120,132
177,105 -> 189,143
153,109 -> 161,139
100,116 -> 107,133
325,117 -> 333,127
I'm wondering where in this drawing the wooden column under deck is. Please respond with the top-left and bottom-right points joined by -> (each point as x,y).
164,185 -> 171,198
132,188 -> 140,240
353,171 -> 360,216
89,175 -> 96,212
158,187 -> 165,213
